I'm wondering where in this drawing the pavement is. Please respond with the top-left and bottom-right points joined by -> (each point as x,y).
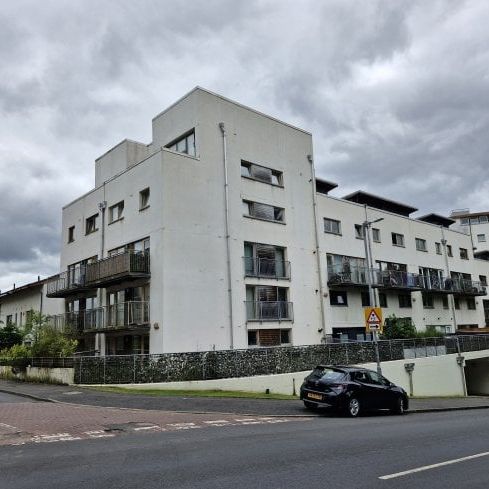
1,379 -> 489,414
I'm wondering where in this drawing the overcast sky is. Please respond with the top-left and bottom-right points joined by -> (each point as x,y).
1,0 -> 489,291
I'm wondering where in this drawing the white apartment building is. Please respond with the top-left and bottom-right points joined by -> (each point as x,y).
9,87 -> 488,355
0,279 -> 63,329
450,209 -> 489,259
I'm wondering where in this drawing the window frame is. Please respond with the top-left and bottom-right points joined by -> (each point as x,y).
330,290 -> 348,307
391,232 -> 405,247
85,214 -> 99,235
459,248 -> 469,260
243,200 -> 286,224
109,201 -> 124,224
354,224 -> 364,240
68,226 -> 75,243
240,160 -> 283,187
415,238 -> 427,252
435,242 -> 442,255
398,293 -> 412,308
372,228 -> 381,243
324,218 -> 342,235
165,129 -> 196,157
139,188 -> 150,210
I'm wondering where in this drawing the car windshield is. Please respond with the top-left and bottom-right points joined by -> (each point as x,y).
310,368 -> 345,382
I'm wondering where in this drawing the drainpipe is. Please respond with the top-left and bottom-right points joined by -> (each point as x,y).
441,226 -> 457,333
97,198 -> 107,356
219,122 -> 234,350
307,155 -> 327,343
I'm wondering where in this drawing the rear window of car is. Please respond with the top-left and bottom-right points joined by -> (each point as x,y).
310,368 -> 345,381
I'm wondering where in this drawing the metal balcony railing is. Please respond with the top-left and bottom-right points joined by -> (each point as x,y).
419,275 -> 455,294
450,278 -> 487,296
85,251 -> 150,287
243,257 -> 291,279
46,309 -> 103,335
86,301 -> 150,332
378,270 -> 423,291
245,301 -> 293,321
327,264 -> 377,287
46,266 -> 89,298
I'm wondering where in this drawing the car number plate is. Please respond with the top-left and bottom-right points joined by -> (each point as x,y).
307,392 -> 322,400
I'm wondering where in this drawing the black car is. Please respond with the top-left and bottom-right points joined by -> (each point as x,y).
300,365 -> 409,417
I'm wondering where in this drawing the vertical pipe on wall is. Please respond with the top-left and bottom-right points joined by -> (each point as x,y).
219,122 -> 234,350
441,226 -> 458,333
307,155 -> 327,343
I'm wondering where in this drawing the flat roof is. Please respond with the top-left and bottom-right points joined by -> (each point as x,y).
342,190 -> 418,217
0,278 -> 46,299
451,211 -> 489,219
315,178 -> 338,195
417,213 -> 455,228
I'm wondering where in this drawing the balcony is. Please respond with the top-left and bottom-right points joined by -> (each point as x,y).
46,267 -> 92,298
244,257 -> 291,280
84,301 -> 150,332
85,251 -> 150,288
46,251 -> 150,298
419,275 -> 453,294
378,270 -> 423,291
327,265 -> 375,288
46,309 -> 102,335
245,301 -> 293,321
450,278 -> 487,296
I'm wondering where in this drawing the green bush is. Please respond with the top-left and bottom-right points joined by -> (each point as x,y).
30,326 -> 77,357
0,343 -> 31,359
0,323 -> 23,350
381,315 -> 417,339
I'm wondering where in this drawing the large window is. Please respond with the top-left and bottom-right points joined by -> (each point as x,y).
243,200 -> 285,223
244,242 -> 288,279
247,329 -> 291,347
324,218 -> 341,235
166,129 -> 196,156
241,161 -> 283,186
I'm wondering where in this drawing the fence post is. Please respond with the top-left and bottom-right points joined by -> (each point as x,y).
133,355 -> 136,383
389,339 -> 392,361
79,357 -> 82,384
103,356 -> 106,384
345,344 -> 349,365
425,338 -> 428,358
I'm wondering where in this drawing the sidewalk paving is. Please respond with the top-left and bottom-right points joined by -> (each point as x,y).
1,380 -> 489,416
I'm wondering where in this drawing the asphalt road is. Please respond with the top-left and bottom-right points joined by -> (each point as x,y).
1,409 -> 488,488
0,392 -> 35,403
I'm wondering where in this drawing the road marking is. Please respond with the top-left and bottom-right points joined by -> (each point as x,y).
379,451 -> 489,480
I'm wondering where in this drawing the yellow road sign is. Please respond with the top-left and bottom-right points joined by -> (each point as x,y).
364,307 -> 383,333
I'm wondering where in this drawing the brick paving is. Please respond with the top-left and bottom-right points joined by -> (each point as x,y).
0,400 -> 308,447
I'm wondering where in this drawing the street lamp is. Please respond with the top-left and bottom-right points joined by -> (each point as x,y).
362,216 -> 384,376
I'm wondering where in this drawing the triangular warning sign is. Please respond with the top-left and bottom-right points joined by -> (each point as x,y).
367,310 -> 381,324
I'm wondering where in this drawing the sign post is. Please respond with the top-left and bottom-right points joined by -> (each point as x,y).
364,307 -> 383,334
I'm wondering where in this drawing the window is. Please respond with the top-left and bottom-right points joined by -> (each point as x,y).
68,226 -> 75,243
467,298 -> 476,310
243,200 -> 285,223
461,218 -> 469,225
109,201 -> 124,223
324,218 -> 341,235
422,293 -> 434,309
354,224 -> 364,239
330,291 -> 348,306
244,242 -> 288,279
398,294 -> 412,308
361,292 -> 371,307
470,217 -> 478,224
480,216 -> 488,223
460,248 -> 468,260
454,298 -> 460,310
372,228 -> 381,243
165,129 -> 196,156
245,286 -> 291,321
6,315 -> 13,326
415,238 -> 427,252
442,296 -> 449,309
477,234 -> 486,243
392,233 -> 405,247
435,242 -> 442,255
447,245 -> 453,257
241,161 -> 283,186
379,293 -> 388,308
85,214 -> 98,235
139,188 -> 150,210
247,329 -> 291,347
480,275 -> 487,286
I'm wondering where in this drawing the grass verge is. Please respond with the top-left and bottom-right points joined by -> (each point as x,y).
88,386 -> 297,400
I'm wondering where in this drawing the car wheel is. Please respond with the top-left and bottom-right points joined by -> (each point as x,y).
347,397 -> 361,417
391,396 -> 405,415
303,401 -> 319,411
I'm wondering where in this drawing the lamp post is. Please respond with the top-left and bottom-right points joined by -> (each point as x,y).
362,216 -> 384,376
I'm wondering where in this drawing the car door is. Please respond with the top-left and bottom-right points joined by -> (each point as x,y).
365,371 -> 390,409
351,370 -> 377,409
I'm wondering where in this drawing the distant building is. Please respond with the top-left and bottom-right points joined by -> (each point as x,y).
5,88 -> 489,354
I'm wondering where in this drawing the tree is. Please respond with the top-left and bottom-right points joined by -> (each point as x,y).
381,315 -> 417,340
0,322 -> 23,350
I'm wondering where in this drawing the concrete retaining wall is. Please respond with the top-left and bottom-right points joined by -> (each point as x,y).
0,365 -> 74,385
